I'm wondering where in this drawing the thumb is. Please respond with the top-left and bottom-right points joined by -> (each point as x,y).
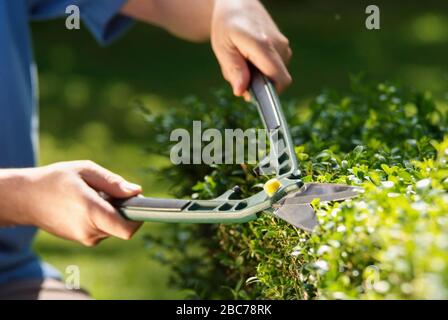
214,44 -> 250,97
78,161 -> 142,198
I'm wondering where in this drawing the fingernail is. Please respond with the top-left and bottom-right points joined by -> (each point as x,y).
121,182 -> 141,192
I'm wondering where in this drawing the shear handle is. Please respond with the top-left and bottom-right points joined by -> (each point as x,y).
249,64 -> 281,130
112,197 -> 190,212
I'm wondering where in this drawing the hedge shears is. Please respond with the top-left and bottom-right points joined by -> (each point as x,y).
113,67 -> 361,232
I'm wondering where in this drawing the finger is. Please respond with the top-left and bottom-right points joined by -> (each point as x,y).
77,161 -> 142,198
242,91 -> 251,102
81,233 -> 110,247
86,189 -> 142,240
250,49 -> 292,93
254,50 -> 292,92
213,43 -> 251,97
274,42 -> 292,65
233,35 -> 292,92
273,35 -> 293,65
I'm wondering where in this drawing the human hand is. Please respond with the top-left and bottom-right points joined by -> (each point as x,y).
121,0 -> 291,100
211,0 -> 292,100
1,161 -> 142,246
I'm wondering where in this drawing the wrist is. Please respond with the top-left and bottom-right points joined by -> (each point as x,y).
0,168 -> 35,226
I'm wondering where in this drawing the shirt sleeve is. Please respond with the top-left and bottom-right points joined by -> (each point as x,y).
29,0 -> 134,45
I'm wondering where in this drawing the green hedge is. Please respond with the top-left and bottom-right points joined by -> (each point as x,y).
143,79 -> 448,299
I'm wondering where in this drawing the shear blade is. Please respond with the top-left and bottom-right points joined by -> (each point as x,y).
273,183 -> 362,231
274,203 -> 318,231
280,183 -> 362,205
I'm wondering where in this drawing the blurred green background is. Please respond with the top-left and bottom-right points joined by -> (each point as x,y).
31,0 -> 447,299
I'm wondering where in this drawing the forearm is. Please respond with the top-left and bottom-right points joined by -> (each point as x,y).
0,169 -> 30,226
121,0 -> 214,42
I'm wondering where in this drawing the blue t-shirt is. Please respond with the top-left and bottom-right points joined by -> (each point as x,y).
0,0 -> 132,285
